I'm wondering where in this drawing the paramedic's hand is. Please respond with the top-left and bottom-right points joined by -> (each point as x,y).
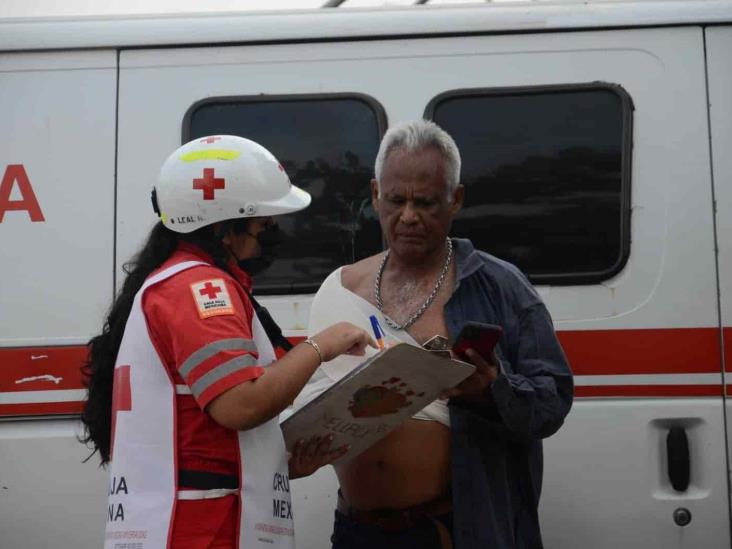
288,435 -> 349,479
313,322 -> 376,362
440,348 -> 498,401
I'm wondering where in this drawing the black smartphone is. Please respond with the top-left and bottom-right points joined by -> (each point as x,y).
452,322 -> 503,360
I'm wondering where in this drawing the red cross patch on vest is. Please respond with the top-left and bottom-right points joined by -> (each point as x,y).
190,278 -> 234,319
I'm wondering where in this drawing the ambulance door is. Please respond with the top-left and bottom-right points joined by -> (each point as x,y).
707,25 -> 732,526
0,51 -> 116,548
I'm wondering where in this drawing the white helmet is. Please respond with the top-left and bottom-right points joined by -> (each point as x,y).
153,135 -> 311,233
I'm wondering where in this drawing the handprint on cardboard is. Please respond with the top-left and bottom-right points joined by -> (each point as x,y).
348,377 -> 426,418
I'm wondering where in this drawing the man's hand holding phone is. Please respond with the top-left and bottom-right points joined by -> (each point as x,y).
441,322 -> 503,401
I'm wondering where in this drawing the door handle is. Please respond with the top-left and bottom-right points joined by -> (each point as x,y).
666,426 -> 690,492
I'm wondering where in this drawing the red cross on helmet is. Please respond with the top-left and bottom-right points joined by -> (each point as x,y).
153,135 -> 311,233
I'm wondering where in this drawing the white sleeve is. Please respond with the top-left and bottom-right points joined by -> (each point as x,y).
291,267 -> 377,411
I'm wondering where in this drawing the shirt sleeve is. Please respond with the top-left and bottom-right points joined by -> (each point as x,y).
489,303 -> 574,441
144,266 -> 265,410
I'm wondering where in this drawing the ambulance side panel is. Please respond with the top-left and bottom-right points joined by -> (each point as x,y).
707,25 -> 732,500
0,51 -> 115,548
116,27 -> 728,548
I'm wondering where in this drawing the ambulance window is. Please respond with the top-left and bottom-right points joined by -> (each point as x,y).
426,84 -> 632,285
185,94 -> 386,294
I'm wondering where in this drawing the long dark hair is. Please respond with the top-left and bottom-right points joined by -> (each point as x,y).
80,221 -> 240,465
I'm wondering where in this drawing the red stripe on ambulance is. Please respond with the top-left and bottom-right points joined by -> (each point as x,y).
557,327 -> 721,375
575,385 -> 723,398
0,402 -> 84,416
0,328 -> 727,417
0,346 -> 89,392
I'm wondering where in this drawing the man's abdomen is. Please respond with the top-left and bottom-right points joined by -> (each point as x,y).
335,419 -> 451,510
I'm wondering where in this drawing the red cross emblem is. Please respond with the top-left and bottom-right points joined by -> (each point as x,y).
200,136 -> 221,144
199,281 -> 222,299
110,365 -> 132,461
193,168 -> 225,200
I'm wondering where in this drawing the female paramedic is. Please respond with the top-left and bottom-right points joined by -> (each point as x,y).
81,135 -> 374,549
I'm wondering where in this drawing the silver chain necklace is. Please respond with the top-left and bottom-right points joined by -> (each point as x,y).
375,237 -> 453,331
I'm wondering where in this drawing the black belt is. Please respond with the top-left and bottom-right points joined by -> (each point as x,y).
336,491 -> 453,532
178,469 -> 238,490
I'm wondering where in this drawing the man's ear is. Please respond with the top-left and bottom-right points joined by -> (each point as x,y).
449,184 -> 465,215
371,179 -> 380,210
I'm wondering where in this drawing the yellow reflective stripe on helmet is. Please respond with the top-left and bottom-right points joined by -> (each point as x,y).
179,149 -> 240,162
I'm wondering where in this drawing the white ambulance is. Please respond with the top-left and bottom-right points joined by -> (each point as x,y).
1,1 -> 731,547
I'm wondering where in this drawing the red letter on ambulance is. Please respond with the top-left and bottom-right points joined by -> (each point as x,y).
0,164 -> 45,222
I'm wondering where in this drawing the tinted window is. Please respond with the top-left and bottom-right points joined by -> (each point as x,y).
427,85 -> 631,284
187,95 -> 385,294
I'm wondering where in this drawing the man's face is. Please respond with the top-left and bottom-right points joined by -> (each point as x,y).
372,146 -> 463,262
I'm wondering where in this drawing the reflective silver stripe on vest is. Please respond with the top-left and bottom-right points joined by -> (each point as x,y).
178,338 -> 257,380
190,354 -> 259,400
177,488 -> 239,500
175,385 -> 192,395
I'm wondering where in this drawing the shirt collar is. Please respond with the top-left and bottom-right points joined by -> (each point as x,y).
452,237 -> 484,282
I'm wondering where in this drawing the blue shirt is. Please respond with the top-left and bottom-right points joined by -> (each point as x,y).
446,239 -> 574,549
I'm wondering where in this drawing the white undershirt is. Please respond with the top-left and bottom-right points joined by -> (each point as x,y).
291,267 -> 450,428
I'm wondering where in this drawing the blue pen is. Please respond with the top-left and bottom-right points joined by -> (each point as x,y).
369,314 -> 385,350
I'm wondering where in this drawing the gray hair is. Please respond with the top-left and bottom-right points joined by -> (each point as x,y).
374,120 -> 461,195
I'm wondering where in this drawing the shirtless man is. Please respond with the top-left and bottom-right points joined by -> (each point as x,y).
296,120 -> 573,549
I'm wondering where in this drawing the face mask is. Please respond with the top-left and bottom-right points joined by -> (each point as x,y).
236,223 -> 281,276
